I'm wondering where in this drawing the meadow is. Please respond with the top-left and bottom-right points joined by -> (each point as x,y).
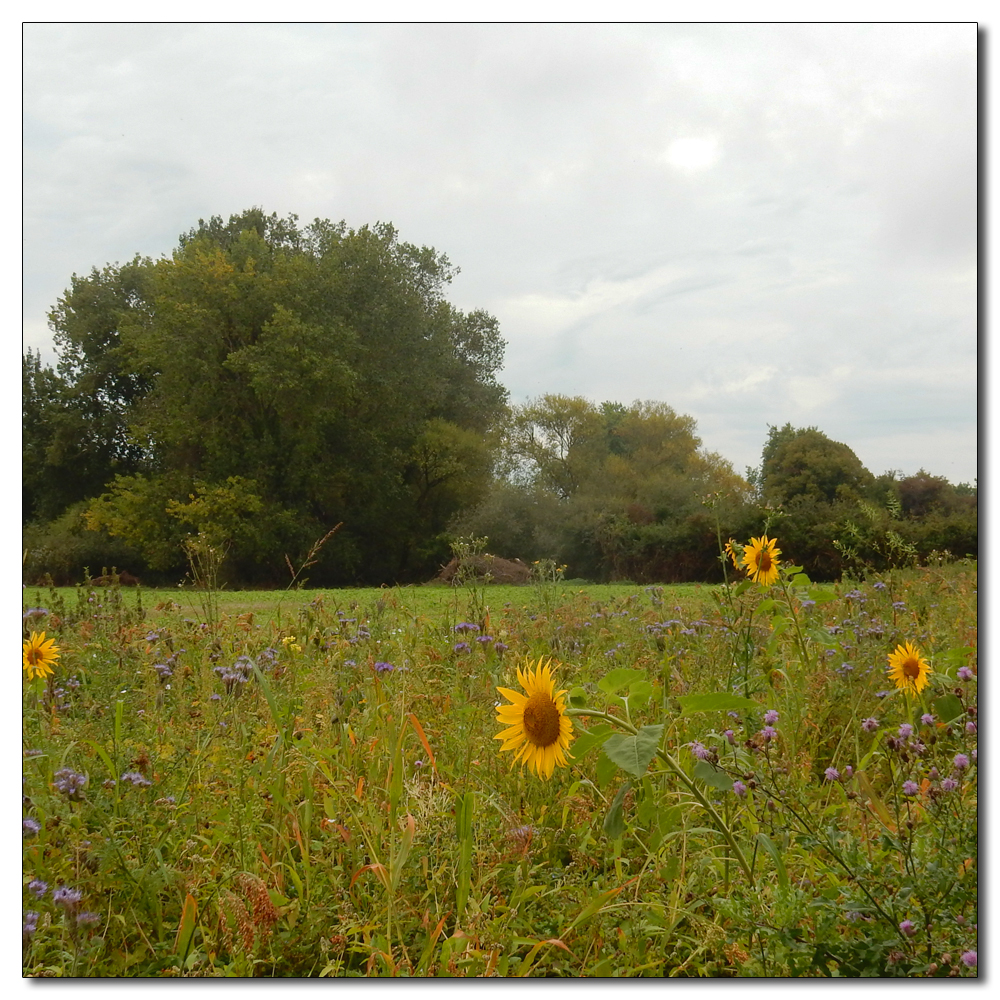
21,554 -> 978,977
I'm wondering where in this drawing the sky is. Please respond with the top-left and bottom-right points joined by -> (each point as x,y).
21,21 -> 979,485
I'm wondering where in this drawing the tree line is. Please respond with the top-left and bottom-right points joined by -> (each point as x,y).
22,209 -> 977,587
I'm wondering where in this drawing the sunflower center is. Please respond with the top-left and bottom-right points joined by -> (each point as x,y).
522,692 -> 561,748
758,552 -> 772,573
26,648 -> 42,665
902,657 -> 921,679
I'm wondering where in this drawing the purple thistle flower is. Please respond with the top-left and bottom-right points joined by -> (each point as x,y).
953,753 -> 970,771
760,726 -> 777,741
724,729 -> 735,745
28,879 -> 48,898
732,780 -> 747,798
824,768 -> 840,782
862,717 -> 879,733
961,950 -> 977,968
689,741 -> 712,761
899,919 -> 916,937
965,721 -> 977,735
971,749 -> 977,764
920,713 -> 935,726
941,777 -> 958,792
902,781 -> 919,796
764,709 -> 779,725
22,818 -> 40,838
898,723 -> 913,739
957,666 -> 974,681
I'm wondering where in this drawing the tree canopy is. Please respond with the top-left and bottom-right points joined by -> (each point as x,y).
36,209 -> 507,584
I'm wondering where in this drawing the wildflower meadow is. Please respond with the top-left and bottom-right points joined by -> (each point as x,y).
22,545 -> 977,978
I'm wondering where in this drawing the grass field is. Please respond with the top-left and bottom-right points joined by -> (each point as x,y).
22,561 -> 978,977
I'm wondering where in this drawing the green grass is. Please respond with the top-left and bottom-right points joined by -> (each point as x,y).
22,563 -> 978,977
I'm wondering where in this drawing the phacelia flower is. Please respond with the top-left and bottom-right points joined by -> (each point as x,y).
28,879 -> 48,898
373,661 -> 395,674
22,818 -> 40,838
53,769 -> 87,801
52,886 -> 82,909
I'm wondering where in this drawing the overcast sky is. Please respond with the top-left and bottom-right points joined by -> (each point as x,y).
22,21 -> 978,485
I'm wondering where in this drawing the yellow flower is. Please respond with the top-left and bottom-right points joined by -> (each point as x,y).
887,641 -> 932,696
23,631 -> 60,680
742,535 -> 781,586
724,538 -> 741,568
495,658 -> 575,779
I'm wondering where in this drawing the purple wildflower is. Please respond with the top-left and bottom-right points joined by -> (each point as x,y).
941,777 -> 958,792
732,780 -> 747,798
689,741 -> 712,761
957,666 -> 974,681
120,771 -> 152,788
764,710 -> 779,725
899,920 -> 916,937
953,753 -> 970,771
873,581 -> 887,590
898,723 -> 913,739
862,717 -> 879,733
961,950 -> 977,968
760,726 -> 777,741
453,623 -> 479,633
902,781 -> 919,796
23,911 -> 39,939
920,713 -> 935,726
966,721 -> 976,735
22,818 -> 40,838
724,729 -> 735,745
53,768 -> 87,801
824,768 -> 840,782
453,642 -> 470,653
52,886 -> 82,909
76,911 -> 101,929
373,661 -> 395,674
476,635 -> 493,644
494,642 -> 508,654
28,879 -> 48,898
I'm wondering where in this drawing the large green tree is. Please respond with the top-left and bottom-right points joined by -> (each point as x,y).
38,209 -> 507,585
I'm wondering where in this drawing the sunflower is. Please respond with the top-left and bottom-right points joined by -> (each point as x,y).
23,631 -> 60,680
495,658 -> 575,779
723,538 -> 741,569
742,535 -> 781,586
887,641 -> 932,696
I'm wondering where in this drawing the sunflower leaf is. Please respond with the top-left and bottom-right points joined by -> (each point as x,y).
676,693 -> 760,715
602,780 -> 631,840
598,668 -> 645,694
601,725 -> 664,777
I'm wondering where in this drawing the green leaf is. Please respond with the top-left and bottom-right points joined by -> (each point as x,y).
568,686 -> 588,708
677,693 -> 760,715
627,679 -> 653,708
756,832 -> 788,889
598,668 -> 646,695
568,723 -> 613,762
693,759 -> 736,791
931,694 -> 964,724
602,781 -> 631,840
601,725 -> 664,777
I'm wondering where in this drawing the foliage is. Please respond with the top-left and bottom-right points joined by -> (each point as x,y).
32,209 -> 508,586
22,560 -> 977,977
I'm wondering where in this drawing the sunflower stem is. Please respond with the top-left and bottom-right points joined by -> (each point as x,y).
566,708 -> 754,886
